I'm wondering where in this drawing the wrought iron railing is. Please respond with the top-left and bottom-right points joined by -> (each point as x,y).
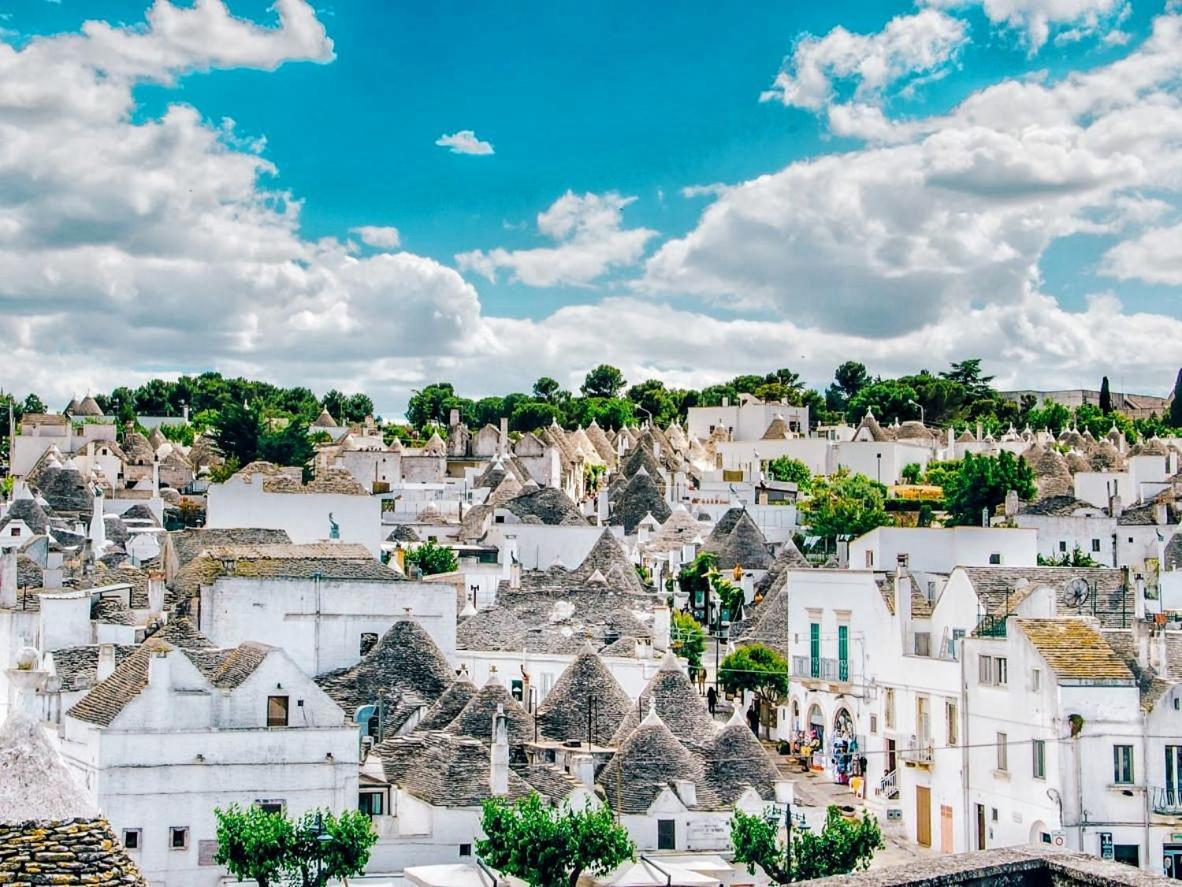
791,656 -> 849,681
1151,786 -> 1182,816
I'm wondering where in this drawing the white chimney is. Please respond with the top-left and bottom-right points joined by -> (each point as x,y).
0,551 -> 17,609
89,491 -> 106,551
571,753 -> 595,789
499,418 -> 509,457
651,606 -> 671,653
147,649 -> 171,688
674,778 -> 697,807
97,644 -> 117,682
148,571 -> 166,615
449,408 -> 460,426
510,559 -> 522,590
490,704 -> 509,796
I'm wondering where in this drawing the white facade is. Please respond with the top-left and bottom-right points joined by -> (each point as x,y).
686,396 -> 808,442
849,527 -> 1038,573
60,645 -> 358,887
206,476 -> 383,556
198,575 -> 456,676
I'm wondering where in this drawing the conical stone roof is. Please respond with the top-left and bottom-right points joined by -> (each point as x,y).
416,679 -> 478,731
446,676 -> 538,744
754,537 -> 811,598
610,469 -> 671,534
537,645 -> 632,745
598,706 -> 709,814
314,619 -> 453,714
705,707 -> 781,805
707,510 -> 772,570
610,651 -> 717,747
0,708 -> 99,821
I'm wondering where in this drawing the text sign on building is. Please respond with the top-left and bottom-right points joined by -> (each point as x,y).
1100,832 -> 1114,860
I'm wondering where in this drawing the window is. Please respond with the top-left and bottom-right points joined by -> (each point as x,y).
267,695 -> 289,727
122,829 -> 141,850
1059,540 -> 1068,552
896,553 -> 909,568
809,623 -> 820,678
1033,740 -> 1046,779
885,688 -> 895,730
989,552 -> 1002,565
1092,538 -> 1102,553
946,701 -> 958,746
170,827 -> 189,850
459,843 -> 472,857
865,550 -> 874,568
657,819 -> 676,850
1041,832 -> 1051,844
996,733 -> 1008,771
914,632 -> 931,657
991,808 -> 999,822
359,633 -> 378,656
1031,669 -> 1041,692
980,656 -> 1008,686
9,527 -> 19,537
837,625 -> 849,681
1113,745 -> 1135,784
870,714 -> 878,734
1114,845 -> 1140,867
256,800 -> 285,815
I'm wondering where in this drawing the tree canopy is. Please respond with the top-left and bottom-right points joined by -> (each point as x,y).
718,643 -> 789,712
477,794 -> 634,887
731,805 -> 883,883
799,469 -> 892,544
214,805 -> 376,887
581,364 -> 627,399
766,456 -> 812,491
404,539 -> 459,576
943,451 -> 1035,526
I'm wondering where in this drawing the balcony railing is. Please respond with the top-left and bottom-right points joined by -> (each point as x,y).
901,737 -> 934,766
791,656 -> 849,682
876,769 -> 899,800
1151,787 -> 1182,816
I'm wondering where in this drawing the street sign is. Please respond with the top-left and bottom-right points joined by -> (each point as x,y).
1100,832 -> 1114,860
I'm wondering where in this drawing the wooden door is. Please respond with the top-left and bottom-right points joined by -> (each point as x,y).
916,786 -> 932,847
976,804 -> 987,850
940,804 -> 954,853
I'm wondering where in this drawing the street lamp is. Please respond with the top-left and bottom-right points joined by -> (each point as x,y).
310,813 -> 332,887
908,399 -> 925,426
875,452 -> 881,484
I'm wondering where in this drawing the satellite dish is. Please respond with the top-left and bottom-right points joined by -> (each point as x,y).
1065,578 -> 1090,608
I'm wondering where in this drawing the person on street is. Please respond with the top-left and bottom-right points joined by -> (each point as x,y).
706,685 -> 717,716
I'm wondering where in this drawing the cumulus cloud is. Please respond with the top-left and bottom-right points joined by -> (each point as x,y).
644,13 -> 1182,345
351,225 -> 401,249
924,0 -> 1128,51
434,129 -> 494,155
455,191 -> 657,287
760,10 -> 968,110
1101,222 -> 1182,285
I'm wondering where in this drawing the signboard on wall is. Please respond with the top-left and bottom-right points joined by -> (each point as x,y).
1100,832 -> 1114,860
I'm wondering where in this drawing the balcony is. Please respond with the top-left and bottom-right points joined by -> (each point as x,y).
901,736 -> 934,768
1151,787 -> 1182,816
791,656 -> 849,683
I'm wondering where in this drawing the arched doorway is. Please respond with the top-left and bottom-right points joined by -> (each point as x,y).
833,707 -> 854,740
791,699 -> 801,732
808,703 -> 825,747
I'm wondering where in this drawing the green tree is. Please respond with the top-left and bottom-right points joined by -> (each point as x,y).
1099,376 -> 1112,413
939,358 -> 994,399
766,456 -> 812,491
477,794 -> 634,887
566,397 -> 635,431
258,418 -> 315,469
212,401 -> 263,466
718,643 -> 788,737
581,364 -> 626,399
214,804 -> 294,887
901,463 -> 923,485
1170,368 -> 1182,429
627,379 -> 679,426
404,539 -> 459,575
532,377 -> 565,404
731,805 -> 883,883
510,401 -> 563,432
799,469 -> 892,544
214,806 -> 377,887
158,422 -> 196,447
944,451 -> 1035,526
473,396 -> 507,427
826,361 -> 869,413
407,383 -> 457,428
287,810 -> 379,887
846,379 -> 919,425
671,610 -> 706,672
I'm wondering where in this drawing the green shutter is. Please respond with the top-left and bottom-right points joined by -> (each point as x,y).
838,625 -> 849,681
810,623 -> 820,678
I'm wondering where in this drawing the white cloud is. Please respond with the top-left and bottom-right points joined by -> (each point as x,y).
1101,222 -> 1182,285
434,129 -> 494,155
760,10 -> 968,110
644,12 -> 1182,344
925,0 -> 1128,51
351,225 -> 401,249
455,191 -> 657,288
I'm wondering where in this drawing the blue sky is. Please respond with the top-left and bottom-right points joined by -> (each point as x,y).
1,0 -> 1180,413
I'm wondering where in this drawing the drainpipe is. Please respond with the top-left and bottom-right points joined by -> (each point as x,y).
1142,711 -> 1151,863
314,571 -> 323,676
961,642 -> 972,851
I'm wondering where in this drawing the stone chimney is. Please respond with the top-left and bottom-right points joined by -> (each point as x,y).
7,646 -> 47,717
510,559 -> 522,590
1109,493 -> 1123,518
97,643 -> 117,682
1155,502 -> 1169,526
570,753 -> 595,788
449,408 -> 460,426
674,778 -> 697,807
490,704 -> 509,796
1004,489 -> 1019,518
651,606 -> 671,653
89,491 -> 106,551
499,417 -> 509,457
0,551 -> 17,609
148,571 -> 166,615
837,539 -> 850,569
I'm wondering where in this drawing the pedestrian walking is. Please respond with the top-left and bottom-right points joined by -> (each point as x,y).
706,685 -> 717,716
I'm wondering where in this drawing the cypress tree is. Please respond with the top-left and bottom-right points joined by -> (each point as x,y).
1099,376 -> 1112,413
1170,368 -> 1182,429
